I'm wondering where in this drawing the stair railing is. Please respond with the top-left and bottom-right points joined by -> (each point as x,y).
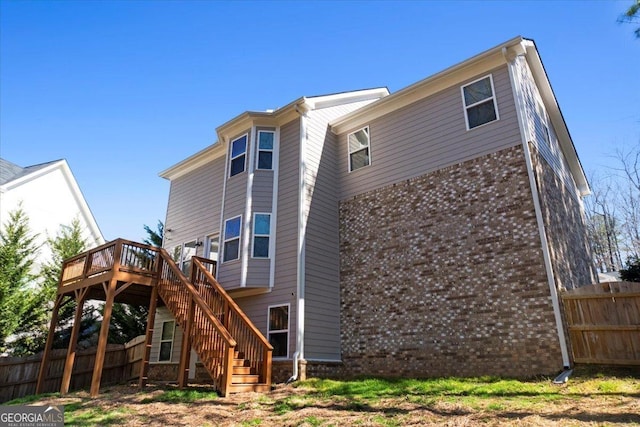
190,257 -> 273,388
155,249 -> 237,395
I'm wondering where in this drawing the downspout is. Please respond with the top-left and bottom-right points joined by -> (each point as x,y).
288,101 -> 309,383
504,45 -> 571,368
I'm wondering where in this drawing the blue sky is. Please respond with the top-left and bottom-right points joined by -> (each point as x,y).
1,0 -> 639,242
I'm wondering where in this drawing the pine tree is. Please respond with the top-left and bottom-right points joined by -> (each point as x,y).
0,207 -> 40,354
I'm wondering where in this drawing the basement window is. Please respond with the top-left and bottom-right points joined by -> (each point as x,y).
462,75 -> 499,130
229,134 -> 247,177
268,305 -> 289,358
159,320 -> 175,362
223,216 -> 242,262
348,126 -> 371,172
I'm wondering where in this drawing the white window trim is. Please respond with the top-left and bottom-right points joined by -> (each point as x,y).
461,74 -> 500,131
256,130 -> 275,171
229,133 -> 248,178
347,126 -> 371,173
251,212 -> 272,259
222,215 -> 242,263
267,303 -> 290,359
158,320 -> 175,362
536,99 -> 551,146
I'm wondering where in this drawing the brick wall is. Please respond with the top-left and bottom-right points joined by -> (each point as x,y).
530,144 -> 597,290
338,145 -> 564,378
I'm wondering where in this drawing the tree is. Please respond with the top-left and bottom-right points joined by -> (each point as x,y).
619,0 -> 640,38
108,303 -> 148,344
10,218 -> 96,355
0,206 -> 40,354
143,220 -> 164,247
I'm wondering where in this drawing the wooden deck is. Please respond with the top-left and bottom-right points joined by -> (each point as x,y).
36,239 -> 272,397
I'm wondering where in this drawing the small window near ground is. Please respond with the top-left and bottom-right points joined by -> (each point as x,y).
159,320 -> 175,362
252,213 -> 271,258
257,131 -> 274,170
348,126 -> 371,172
229,135 -> 247,177
462,75 -> 499,130
223,216 -> 242,262
268,305 -> 289,358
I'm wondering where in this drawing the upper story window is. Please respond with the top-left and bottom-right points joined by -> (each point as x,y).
252,213 -> 271,258
223,216 -> 242,262
536,100 -> 551,146
257,131 -> 274,170
348,126 -> 371,172
229,135 -> 247,177
462,75 -> 499,130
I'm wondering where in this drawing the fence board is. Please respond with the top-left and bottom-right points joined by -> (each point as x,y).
562,282 -> 640,366
0,336 -> 145,403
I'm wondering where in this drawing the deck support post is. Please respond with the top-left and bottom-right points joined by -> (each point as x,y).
90,278 -> 117,397
177,298 -> 195,388
36,294 -> 65,394
138,285 -> 158,388
60,288 -> 88,394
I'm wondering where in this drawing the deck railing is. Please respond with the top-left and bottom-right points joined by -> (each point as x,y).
59,239 -> 161,287
156,250 -> 243,395
57,239 -> 271,395
191,257 -> 272,387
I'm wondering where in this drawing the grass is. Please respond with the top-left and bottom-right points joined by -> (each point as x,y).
2,366 -> 638,426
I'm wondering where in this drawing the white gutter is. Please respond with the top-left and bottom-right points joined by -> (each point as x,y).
505,46 -> 570,368
289,101 -> 310,382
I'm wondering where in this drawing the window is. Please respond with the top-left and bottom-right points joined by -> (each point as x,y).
268,305 -> 289,358
159,320 -> 175,362
462,75 -> 499,129
257,131 -> 274,170
223,216 -> 242,262
229,135 -> 247,177
181,240 -> 197,275
536,101 -> 551,145
252,213 -> 271,258
348,127 -> 371,172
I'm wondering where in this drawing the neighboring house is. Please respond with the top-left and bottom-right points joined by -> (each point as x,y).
0,158 -> 105,272
152,36 -> 596,382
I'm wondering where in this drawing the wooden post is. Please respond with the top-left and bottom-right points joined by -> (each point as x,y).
60,288 -> 88,394
90,278 -> 116,397
35,294 -> 64,394
177,298 -> 194,388
138,285 -> 158,388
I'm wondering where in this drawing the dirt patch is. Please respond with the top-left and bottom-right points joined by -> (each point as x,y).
26,375 -> 640,426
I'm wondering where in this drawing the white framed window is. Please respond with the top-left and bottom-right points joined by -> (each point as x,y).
536,100 -> 551,146
158,320 -> 175,362
252,213 -> 271,258
223,216 -> 242,262
205,233 -> 219,262
267,304 -> 289,358
229,134 -> 248,177
256,130 -> 274,170
348,126 -> 371,172
170,241 -> 197,274
461,75 -> 499,130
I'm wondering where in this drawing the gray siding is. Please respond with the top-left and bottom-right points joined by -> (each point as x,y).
235,118 -> 301,359
304,99 -> 379,361
514,56 -> 579,200
163,155 -> 225,256
336,65 -> 522,200
219,130 -> 252,288
150,306 -> 183,364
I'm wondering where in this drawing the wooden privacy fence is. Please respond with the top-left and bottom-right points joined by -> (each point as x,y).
561,281 -> 640,366
0,335 -> 145,403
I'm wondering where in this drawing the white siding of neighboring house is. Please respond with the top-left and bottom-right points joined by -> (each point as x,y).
0,162 -> 104,274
